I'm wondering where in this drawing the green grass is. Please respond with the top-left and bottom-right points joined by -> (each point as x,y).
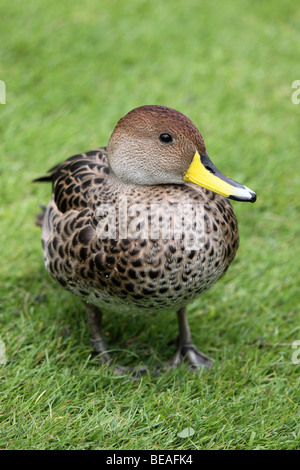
0,0 -> 299,450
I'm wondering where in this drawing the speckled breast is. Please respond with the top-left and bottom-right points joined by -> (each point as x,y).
43,179 -> 239,314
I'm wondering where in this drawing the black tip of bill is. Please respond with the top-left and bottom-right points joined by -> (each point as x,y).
229,188 -> 256,203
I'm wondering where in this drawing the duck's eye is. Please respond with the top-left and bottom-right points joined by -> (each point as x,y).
159,133 -> 173,143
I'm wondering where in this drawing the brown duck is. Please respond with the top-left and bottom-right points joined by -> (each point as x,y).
35,105 -> 256,375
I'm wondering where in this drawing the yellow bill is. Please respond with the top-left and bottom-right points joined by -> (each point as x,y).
183,151 -> 256,202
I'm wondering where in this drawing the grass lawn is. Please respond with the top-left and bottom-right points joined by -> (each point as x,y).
0,0 -> 299,450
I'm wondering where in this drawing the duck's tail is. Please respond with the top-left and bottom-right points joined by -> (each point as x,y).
35,204 -> 47,228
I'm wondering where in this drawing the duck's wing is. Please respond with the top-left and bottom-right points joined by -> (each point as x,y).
34,148 -> 109,213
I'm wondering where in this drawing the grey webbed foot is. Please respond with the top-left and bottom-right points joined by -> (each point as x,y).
85,303 -> 159,379
166,307 -> 214,370
168,341 -> 214,370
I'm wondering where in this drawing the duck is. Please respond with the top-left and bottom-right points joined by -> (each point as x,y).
35,105 -> 256,375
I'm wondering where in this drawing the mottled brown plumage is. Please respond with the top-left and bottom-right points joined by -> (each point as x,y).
36,105 -> 255,375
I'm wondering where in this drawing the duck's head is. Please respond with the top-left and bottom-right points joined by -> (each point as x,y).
107,105 -> 256,202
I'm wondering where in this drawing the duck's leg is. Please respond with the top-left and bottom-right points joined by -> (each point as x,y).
85,303 -> 112,364
168,307 -> 214,369
85,303 -> 155,377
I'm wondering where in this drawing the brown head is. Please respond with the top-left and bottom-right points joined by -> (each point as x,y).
107,105 -> 256,202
